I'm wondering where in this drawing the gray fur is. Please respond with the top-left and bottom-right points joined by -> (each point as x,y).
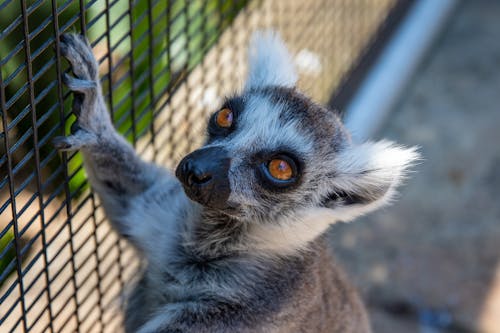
55,32 -> 419,332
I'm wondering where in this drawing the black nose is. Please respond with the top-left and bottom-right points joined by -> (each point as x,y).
175,146 -> 231,208
185,163 -> 212,186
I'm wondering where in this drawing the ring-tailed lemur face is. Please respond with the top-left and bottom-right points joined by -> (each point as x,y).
201,87 -> 349,222
176,31 -> 419,229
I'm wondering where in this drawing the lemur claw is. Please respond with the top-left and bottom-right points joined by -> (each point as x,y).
52,136 -> 73,151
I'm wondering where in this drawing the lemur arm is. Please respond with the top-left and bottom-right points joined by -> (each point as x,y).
53,34 -> 184,249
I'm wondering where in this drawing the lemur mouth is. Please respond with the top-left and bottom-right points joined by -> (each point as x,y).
183,186 -> 241,215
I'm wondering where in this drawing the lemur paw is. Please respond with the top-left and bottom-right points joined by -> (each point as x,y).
54,33 -> 113,152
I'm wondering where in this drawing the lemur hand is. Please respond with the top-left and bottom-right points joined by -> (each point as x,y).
53,34 -> 114,151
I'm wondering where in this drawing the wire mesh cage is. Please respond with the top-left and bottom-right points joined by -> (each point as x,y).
1,0 -> 410,332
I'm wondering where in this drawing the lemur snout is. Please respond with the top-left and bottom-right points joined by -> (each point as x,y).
176,146 -> 231,208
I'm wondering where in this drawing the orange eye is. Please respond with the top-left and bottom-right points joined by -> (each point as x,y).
268,159 -> 293,181
216,108 -> 233,128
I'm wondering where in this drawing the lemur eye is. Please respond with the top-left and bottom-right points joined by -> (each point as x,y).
215,108 -> 233,128
257,154 -> 300,190
268,158 -> 293,180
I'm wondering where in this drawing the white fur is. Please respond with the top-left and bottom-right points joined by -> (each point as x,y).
245,31 -> 298,89
231,95 -> 311,152
246,141 -> 420,255
247,208 -> 338,255
137,303 -> 189,333
223,94 -> 313,208
332,140 -> 420,199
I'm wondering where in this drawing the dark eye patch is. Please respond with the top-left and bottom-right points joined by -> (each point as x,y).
207,95 -> 245,141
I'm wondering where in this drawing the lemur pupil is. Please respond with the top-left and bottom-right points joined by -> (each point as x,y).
269,159 -> 293,180
216,108 -> 233,128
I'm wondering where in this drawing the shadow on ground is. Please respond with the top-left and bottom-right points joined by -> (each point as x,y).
331,1 -> 500,332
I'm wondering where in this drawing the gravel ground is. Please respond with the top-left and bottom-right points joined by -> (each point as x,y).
332,1 -> 500,332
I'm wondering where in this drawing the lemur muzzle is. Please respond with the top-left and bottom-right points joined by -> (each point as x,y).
176,146 -> 231,208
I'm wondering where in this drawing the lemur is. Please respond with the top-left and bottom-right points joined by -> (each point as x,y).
54,32 -> 418,333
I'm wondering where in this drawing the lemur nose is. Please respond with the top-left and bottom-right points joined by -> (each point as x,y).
186,166 -> 212,186
175,146 -> 231,209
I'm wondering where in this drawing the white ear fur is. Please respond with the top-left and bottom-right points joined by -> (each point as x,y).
245,31 -> 298,90
329,140 -> 420,220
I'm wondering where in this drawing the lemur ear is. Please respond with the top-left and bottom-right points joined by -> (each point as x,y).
245,31 -> 298,90
321,141 -> 420,222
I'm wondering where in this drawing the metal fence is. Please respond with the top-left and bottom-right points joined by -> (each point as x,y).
0,0 -> 411,332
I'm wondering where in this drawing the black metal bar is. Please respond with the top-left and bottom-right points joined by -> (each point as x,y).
129,0 -> 138,146
6,126 -> 33,159
1,2 -> 30,332
0,221 -> 13,239
0,257 -> 17,287
86,0 -> 123,31
155,0 -> 173,163
0,0 -> 15,11
56,0 -> 84,328
77,298 -> 101,326
147,0 -> 157,158
103,1 -> 126,312
0,284 -> 21,323
82,180 -> 104,332
79,0 -> 87,35
25,286 -> 49,316
35,98 -> 60,128
20,7 -> 54,332
0,15 -> 23,40
59,11 -> 82,34
26,0 -> 45,15
32,79 -> 58,104
27,302 -> 53,332
104,0 -> 114,121
4,62 -> 27,88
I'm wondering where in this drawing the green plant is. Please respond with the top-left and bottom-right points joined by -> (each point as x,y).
0,230 -> 15,287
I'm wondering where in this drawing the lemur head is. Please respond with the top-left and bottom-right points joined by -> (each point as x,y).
176,32 -> 419,252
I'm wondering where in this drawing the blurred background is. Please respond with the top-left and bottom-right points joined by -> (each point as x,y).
1,0 -> 499,332
334,1 -> 500,332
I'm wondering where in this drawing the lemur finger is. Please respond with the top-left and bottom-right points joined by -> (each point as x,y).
52,136 -> 82,151
63,73 -> 97,93
59,35 -> 88,78
52,136 -> 73,151
59,34 -> 98,81
53,130 -> 98,151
